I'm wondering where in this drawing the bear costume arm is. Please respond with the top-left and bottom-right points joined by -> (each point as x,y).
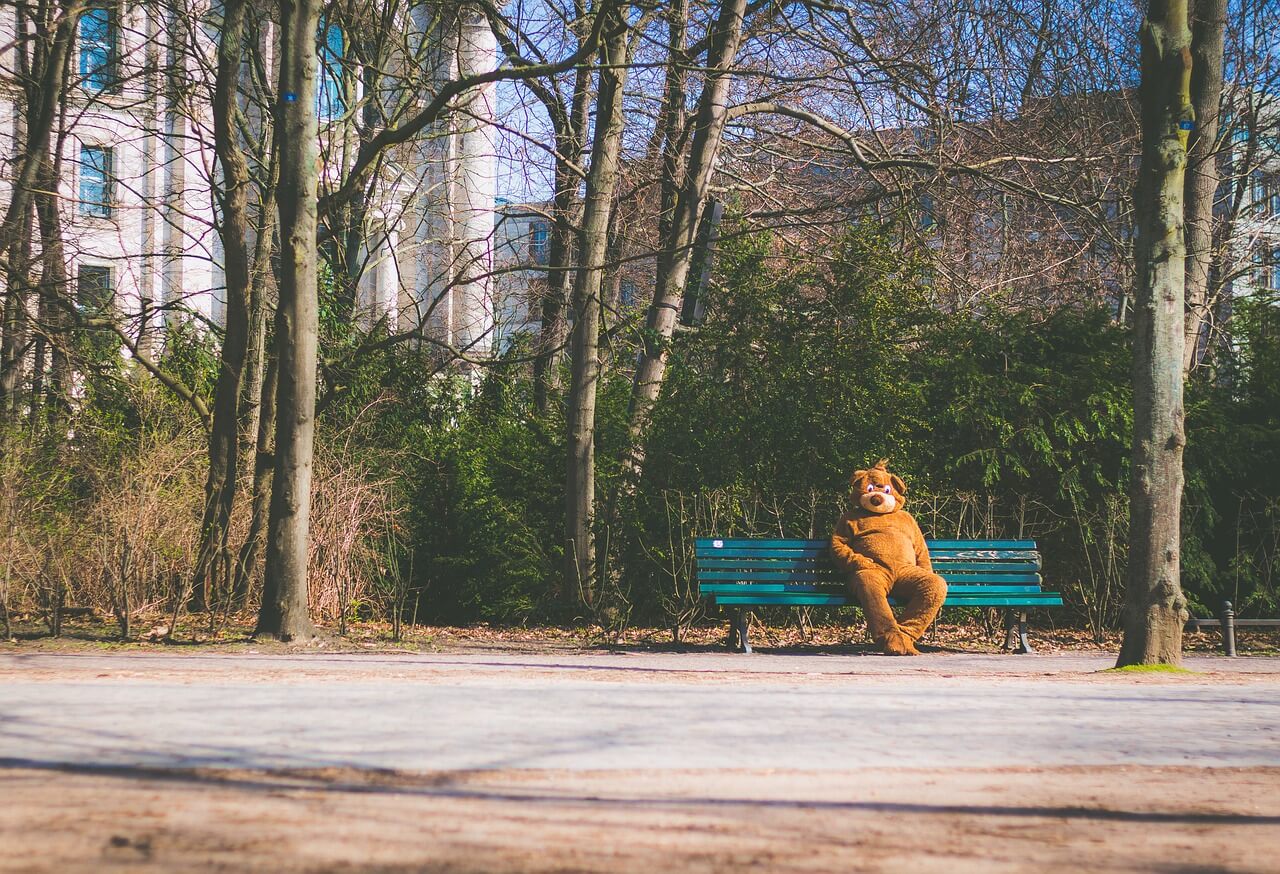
909,513 -> 934,572
830,513 -> 879,572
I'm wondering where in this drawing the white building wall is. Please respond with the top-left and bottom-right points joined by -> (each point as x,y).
2,2 -> 508,361
0,2 -> 219,345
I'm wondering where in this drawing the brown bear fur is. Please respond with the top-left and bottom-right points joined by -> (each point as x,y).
830,460 -> 947,655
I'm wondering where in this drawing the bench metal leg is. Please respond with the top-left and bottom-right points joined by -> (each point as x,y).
1002,610 -> 1034,654
729,608 -> 752,654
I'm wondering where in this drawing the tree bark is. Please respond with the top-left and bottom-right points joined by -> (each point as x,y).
1180,0 -> 1226,373
532,12 -> 594,415
622,0 -> 747,481
240,195 -> 277,451
0,201 -> 32,423
192,0 -> 255,611
235,349 -> 278,605
2,0 -> 79,422
1117,0 -> 1193,668
0,1 -> 81,269
256,0 -> 323,641
564,8 -> 629,606
33,154 -> 70,431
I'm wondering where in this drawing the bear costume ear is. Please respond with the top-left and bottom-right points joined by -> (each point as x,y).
890,473 -> 907,496
849,469 -> 868,490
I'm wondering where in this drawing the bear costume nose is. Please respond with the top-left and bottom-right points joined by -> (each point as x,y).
869,494 -> 883,506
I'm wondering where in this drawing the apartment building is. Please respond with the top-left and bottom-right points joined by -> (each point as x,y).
0,2 -> 221,340
0,2 -> 513,361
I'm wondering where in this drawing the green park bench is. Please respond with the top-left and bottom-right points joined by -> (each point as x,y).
696,537 -> 1063,654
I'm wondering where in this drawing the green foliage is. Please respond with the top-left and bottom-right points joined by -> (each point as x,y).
1182,294 -> 1280,616
9,219 -> 1277,635
407,367 -> 565,622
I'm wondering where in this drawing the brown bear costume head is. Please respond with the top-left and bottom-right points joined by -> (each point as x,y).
849,459 -> 907,515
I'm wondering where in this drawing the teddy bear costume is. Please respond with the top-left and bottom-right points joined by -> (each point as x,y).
830,460 -> 947,655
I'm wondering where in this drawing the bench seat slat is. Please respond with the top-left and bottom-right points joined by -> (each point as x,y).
696,537 -> 1037,550
697,570 -> 1043,585
712,593 -> 1064,607
928,560 -> 1042,571
698,570 -> 838,581
694,547 -> 1041,562
695,558 -> 1042,572
929,550 -> 1040,560
700,583 -> 1045,595
940,572 -> 1042,583
927,539 -> 1037,549
696,538 -> 826,550
695,547 -> 830,559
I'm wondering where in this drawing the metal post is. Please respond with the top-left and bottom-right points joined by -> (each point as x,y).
1015,611 -> 1034,655
1221,600 -> 1236,657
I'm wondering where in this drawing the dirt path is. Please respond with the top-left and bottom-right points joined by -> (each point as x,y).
3,651 -> 1278,872
4,765 -> 1278,873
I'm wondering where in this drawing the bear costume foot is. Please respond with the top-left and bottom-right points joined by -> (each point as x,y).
881,630 -> 920,656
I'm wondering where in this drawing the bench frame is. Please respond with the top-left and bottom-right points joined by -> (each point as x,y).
697,537 -> 1063,654
1186,599 -> 1280,656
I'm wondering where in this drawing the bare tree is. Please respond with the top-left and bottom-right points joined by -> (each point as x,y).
1117,0 -> 1193,667
0,0 -> 82,422
564,3 -> 629,606
256,0 -> 326,641
189,0 -> 258,612
1181,0 -> 1226,373
622,0 -> 748,482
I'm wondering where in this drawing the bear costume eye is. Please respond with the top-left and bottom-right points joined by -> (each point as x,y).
865,483 -> 875,493
881,484 -> 892,494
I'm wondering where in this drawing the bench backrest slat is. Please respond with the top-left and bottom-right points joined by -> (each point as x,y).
694,537 -> 1036,550
695,536 -> 1045,594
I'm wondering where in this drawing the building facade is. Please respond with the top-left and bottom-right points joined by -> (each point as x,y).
0,1 -> 514,363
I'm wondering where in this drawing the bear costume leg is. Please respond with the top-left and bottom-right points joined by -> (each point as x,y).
849,568 -> 916,655
891,566 -> 948,644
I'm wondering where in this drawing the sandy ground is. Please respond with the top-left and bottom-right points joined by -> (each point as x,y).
3,765 -> 1278,873
3,650 -> 1279,872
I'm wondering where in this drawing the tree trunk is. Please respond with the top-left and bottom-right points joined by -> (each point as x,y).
235,350 -> 278,605
1180,0 -> 1226,373
622,0 -> 747,481
564,9 -> 630,606
192,0 -> 255,611
0,201 -> 32,423
240,197 -> 277,450
1117,0 -> 1193,668
533,30 -> 594,415
0,1 -> 80,268
256,0 -> 323,641
33,155 -> 70,431
2,0 -> 78,424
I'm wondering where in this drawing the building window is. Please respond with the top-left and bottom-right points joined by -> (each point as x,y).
918,192 -> 937,230
530,220 -> 550,266
620,279 -> 638,309
318,23 -> 345,121
77,265 -> 112,313
80,5 -> 119,93
79,146 -> 113,218
1252,172 -> 1280,218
